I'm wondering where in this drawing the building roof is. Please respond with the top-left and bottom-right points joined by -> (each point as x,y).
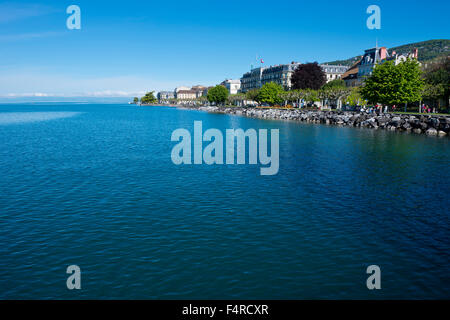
177,90 -> 197,94
342,59 -> 361,80
320,64 -> 349,74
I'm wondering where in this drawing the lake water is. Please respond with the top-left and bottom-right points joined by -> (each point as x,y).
0,103 -> 449,299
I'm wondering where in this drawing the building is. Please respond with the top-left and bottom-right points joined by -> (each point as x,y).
191,85 -> 207,98
320,64 -> 349,82
220,79 -> 241,94
175,86 -> 191,93
357,46 -> 388,81
261,62 -> 301,90
386,48 -> 419,65
342,59 -> 361,88
176,90 -> 197,100
240,62 -> 304,92
240,67 -> 265,93
157,91 -> 175,101
350,46 -> 420,86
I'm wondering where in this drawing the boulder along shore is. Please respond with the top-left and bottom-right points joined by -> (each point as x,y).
178,105 -> 450,137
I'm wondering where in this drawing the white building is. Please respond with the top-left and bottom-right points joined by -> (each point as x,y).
320,64 -> 349,82
221,79 -> 241,94
176,90 -> 197,100
175,86 -> 191,93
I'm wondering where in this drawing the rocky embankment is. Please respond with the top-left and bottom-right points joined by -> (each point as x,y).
184,106 -> 450,137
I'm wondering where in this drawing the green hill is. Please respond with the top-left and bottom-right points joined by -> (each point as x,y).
324,39 -> 450,66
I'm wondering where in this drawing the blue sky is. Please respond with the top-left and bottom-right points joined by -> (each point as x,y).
0,0 -> 448,98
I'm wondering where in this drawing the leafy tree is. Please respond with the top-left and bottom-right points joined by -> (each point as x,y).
279,91 -> 294,106
227,93 -> 246,106
140,91 -> 158,104
207,85 -> 229,105
291,62 -> 326,90
291,89 -> 307,107
345,87 -> 363,106
422,56 -> 450,110
257,82 -> 284,106
133,97 -> 139,104
304,89 -> 320,104
421,83 -> 445,101
196,95 -> 208,105
245,89 -> 260,103
321,79 -> 346,90
319,87 -> 351,109
360,59 -> 424,107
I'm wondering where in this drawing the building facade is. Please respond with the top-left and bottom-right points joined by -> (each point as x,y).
157,91 -> 175,101
240,67 -> 265,93
191,85 -> 207,98
176,90 -> 197,100
261,62 -> 301,90
320,64 -> 349,82
342,59 -> 361,88
357,47 -> 388,81
220,79 -> 241,94
386,48 -> 419,65
349,46 -> 419,86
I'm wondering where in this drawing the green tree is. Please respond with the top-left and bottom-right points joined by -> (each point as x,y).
133,97 -> 139,104
228,93 -> 246,107
319,87 -> 351,109
280,90 -> 299,106
360,59 -> 424,108
304,89 -> 320,104
321,79 -> 346,90
245,89 -> 260,103
140,91 -> 158,104
257,82 -> 285,106
207,85 -> 229,105
345,87 -> 363,106
422,56 -> 450,111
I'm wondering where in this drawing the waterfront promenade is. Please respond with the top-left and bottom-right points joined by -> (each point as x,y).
177,105 -> 450,137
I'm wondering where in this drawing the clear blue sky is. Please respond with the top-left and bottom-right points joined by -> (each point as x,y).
0,0 -> 448,98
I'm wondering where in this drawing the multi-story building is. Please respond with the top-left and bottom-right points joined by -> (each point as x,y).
191,85 -> 207,98
157,91 -> 175,101
357,46 -> 388,81
240,67 -> 265,93
261,62 -> 301,90
240,62 -> 303,92
320,64 -> 349,82
342,60 -> 361,88
220,79 -> 241,94
176,90 -> 197,100
349,46 -> 419,86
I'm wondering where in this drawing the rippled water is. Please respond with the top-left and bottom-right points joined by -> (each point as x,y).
0,103 -> 449,299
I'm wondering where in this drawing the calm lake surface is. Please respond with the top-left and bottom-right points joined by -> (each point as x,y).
0,103 -> 449,299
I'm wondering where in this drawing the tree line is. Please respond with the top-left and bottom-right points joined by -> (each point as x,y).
137,56 -> 449,113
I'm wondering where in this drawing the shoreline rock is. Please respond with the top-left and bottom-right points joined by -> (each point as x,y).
177,105 -> 450,137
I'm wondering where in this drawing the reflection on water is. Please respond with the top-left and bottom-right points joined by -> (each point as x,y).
0,112 -> 81,125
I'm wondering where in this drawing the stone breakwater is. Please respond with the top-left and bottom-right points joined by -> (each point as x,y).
182,106 -> 450,137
